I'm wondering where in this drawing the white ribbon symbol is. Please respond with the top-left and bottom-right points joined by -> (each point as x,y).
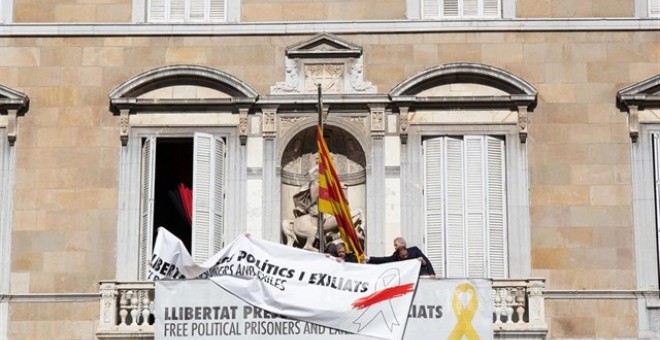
352,268 -> 401,332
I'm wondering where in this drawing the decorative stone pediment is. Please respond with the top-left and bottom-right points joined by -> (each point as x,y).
389,63 -> 538,143
0,85 -> 30,146
271,33 -> 376,95
617,75 -> 660,142
109,65 -> 258,146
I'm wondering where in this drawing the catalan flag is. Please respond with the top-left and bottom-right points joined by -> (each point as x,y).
316,124 -> 366,263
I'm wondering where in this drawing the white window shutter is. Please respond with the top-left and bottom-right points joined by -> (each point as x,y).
148,0 -> 167,22
463,0 -> 479,17
424,137 -> 446,278
443,0 -> 459,17
189,0 -> 207,22
483,0 -> 500,17
651,0 -> 660,16
486,136 -> 507,278
212,135 -> 226,253
464,136 -> 486,277
209,0 -> 227,22
138,137 -> 156,279
445,137 -> 466,278
192,133 -> 225,263
422,0 -> 440,18
169,0 -> 186,22
653,133 -> 660,266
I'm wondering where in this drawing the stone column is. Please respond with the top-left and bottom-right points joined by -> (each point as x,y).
261,105 -> 280,242
367,104 -> 386,254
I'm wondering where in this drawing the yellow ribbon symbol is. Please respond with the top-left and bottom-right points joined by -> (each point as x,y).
447,283 -> 480,340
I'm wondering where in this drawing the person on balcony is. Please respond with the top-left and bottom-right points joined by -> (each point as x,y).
367,236 -> 435,277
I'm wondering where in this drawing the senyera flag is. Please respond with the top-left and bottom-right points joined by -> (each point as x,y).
150,228 -> 421,340
316,124 -> 366,263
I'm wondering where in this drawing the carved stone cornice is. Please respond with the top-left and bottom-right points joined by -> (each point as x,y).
108,65 -> 259,146
617,75 -> 660,143
0,85 -> 30,146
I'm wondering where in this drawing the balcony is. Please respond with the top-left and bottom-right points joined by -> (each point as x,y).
96,278 -> 548,340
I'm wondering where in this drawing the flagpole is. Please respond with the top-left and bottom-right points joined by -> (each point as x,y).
316,83 -> 325,255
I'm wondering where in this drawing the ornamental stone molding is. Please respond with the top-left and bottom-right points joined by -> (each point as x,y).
109,64 -> 258,146
0,85 -> 29,146
389,62 -> 538,143
617,74 -> 660,143
270,33 -> 377,95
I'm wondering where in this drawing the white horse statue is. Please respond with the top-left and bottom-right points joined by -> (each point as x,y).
282,209 -> 365,252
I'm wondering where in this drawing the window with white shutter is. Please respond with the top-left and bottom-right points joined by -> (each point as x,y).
424,135 -> 507,278
650,0 -> 660,17
147,0 -> 227,23
653,132 -> 660,268
421,0 -> 501,18
137,134 -> 226,279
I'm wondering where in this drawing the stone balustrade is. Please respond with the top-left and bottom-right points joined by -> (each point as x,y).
96,278 -> 547,339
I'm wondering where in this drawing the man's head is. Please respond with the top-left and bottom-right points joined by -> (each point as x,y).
393,237 -> 407,250
336,243 -> 346,258
397,247 -> 409,260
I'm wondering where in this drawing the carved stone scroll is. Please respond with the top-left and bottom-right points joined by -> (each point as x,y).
627,104 -> 639,143
517,105 -> 528,143
7,109 -> 17,146
398,106 -> 409,145
238,107 -> 249,145
119,109 -> 130,147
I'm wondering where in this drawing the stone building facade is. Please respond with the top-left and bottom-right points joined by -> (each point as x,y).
0,0 -> 659,339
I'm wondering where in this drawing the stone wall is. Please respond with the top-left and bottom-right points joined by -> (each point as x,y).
1,30 -> 658,338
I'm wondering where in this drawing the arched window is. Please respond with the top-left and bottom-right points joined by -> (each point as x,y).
391,62 -> 537,278
109,65 -> 257,279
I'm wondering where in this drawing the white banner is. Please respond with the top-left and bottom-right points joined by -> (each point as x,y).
150,228 -> 421,340
155,279 -> 493,340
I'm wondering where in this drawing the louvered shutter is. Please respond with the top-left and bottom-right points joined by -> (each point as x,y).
483,0 -> 500,17
653,133 -> 660,265
445,137 -> 466,278
189,0 -> 207,22
212,135 -> 226,253
651,0 -> 660,16
465,136 -> 486,277
443,0 -> 459,17
422,0 -> 440,18
192,133 -> 225,263
169,0 -> 186,22
463,0 -> 479,17
486,136 -> 506,278
148,0 -> 167,22
424,137 -> 446,277
209,0 -> 227,22
138,137 -> 156,279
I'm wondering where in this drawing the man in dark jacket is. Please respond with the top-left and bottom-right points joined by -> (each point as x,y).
336,242 -> 357,263
367,236 -> 435,277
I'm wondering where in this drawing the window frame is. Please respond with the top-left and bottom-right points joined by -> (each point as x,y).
407,124 -> 529,278
408,0 -> 515,19
117,125 -> 239,280
423,134 -> 508,279
0,0 -> 12,23
133,0 -> 240,23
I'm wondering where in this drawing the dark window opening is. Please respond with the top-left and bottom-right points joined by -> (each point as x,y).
153,138 -> 194,251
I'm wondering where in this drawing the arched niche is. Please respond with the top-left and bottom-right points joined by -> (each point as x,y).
279,122 -> 368,252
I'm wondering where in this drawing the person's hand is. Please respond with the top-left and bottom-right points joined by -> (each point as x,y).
417,258 -> 426,265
